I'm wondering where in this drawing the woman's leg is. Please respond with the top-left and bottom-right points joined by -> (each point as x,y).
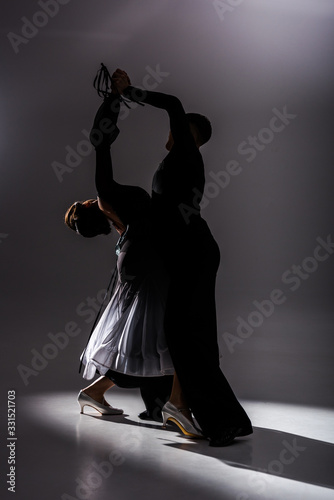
82,376 -> 115,405
168,372 -> 195,424
161,372 -> 202,437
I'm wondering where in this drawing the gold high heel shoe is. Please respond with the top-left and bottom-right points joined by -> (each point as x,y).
77,390 -> 123,415
162,401 -> 203,438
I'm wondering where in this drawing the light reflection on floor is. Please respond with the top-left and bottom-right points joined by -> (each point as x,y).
18,389 -> 334,500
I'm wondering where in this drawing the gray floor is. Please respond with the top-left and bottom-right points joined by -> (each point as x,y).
12,389 -> 334,500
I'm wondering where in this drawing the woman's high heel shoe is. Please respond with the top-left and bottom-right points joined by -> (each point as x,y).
162,401 -> 203,438
78,390 -> 123,415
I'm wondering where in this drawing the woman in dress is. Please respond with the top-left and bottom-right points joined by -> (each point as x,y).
65,75 -> 201,437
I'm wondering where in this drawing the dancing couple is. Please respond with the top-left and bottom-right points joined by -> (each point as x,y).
65,65 -> 252,446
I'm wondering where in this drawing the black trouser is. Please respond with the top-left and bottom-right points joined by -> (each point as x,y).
105,369 -> 173,418
163,219 -> 252,439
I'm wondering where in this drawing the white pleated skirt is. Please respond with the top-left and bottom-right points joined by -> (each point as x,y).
80,265 -> 174,380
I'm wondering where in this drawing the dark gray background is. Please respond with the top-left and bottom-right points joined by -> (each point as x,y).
1,0 -> 333,406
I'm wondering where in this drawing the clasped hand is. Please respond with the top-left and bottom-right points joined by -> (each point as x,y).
112,68 -> 131,95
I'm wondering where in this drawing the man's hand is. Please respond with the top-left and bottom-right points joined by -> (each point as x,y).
112,68 -> 131,95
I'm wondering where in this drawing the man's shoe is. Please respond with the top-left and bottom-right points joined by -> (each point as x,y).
209,424 -> 253,447
138,410 -> 163,423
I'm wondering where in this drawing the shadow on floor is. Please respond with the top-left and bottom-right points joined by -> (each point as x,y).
165,426 -> 334,490
90,414 -> 334,490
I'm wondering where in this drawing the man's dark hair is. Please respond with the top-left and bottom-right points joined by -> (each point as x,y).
186,113 -> 212,146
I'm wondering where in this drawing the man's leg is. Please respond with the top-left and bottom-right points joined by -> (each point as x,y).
105,369 -> 173,421
164,235 -> 252,439
139,376 -> 173,422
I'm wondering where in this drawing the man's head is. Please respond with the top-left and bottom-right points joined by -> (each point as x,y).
165,113 -> 212,151
64,199 -> 111,238
186,113 -> 212,147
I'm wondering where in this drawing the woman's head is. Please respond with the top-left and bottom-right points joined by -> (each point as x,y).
64,199 -> 111,238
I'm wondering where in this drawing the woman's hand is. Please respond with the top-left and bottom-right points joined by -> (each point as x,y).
112,68 -> 131,95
